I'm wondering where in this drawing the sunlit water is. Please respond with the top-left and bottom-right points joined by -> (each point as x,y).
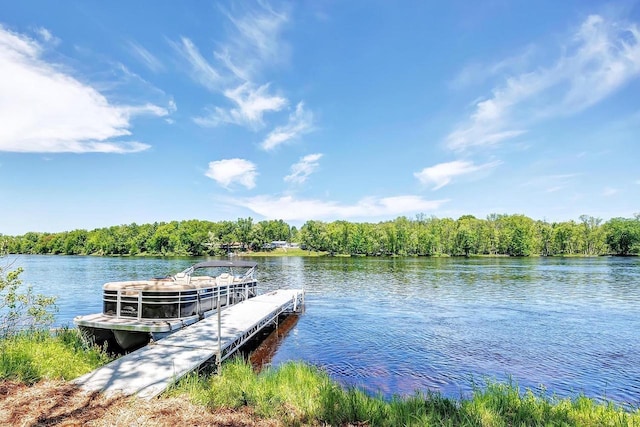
8,255 -> 640,406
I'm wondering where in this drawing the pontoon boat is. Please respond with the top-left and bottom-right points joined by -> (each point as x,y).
74,260 -> 258,351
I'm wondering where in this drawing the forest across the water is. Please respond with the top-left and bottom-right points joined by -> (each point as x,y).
2,214 -> 639,257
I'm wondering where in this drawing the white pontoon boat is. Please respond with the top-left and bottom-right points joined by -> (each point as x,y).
73,260 -> 258,350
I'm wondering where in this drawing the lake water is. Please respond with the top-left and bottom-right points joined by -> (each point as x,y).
7,255 -> 640,406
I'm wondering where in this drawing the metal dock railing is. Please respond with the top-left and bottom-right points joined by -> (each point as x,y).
73,289 -> 304,399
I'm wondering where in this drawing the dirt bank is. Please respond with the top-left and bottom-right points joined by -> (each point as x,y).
0,380 -> 280,427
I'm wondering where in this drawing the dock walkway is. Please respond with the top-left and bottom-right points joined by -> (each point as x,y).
74,289 -> 304,399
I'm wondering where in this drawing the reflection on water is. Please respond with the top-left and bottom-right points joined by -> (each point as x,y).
246,314 -> 300,372
8,255 -> 640,406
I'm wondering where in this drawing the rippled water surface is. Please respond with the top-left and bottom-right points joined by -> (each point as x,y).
9,255 -> 640,406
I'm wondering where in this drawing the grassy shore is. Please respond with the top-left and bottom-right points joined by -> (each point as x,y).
241,248 -> 327,257
1,331 -> 638,426
168,358 -> 640,426
0,328 -> 111,383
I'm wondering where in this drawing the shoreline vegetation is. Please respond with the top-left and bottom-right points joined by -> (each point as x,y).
2,213 -> 640,258
1,331 -> 639,426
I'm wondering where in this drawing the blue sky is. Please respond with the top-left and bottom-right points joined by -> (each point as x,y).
1,1 -> 639,235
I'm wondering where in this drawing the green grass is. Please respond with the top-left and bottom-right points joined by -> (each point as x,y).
2,333 -> 638,426
168,359 -> 328,425
169,358 -> 640,427
0,328 -> 112,383
241,248 -> 328,257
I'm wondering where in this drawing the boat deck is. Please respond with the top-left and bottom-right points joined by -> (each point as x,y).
75,312 -> 201,332
73,289 -> 304,399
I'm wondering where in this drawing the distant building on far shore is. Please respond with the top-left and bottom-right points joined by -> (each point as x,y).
263,241 -> 300,250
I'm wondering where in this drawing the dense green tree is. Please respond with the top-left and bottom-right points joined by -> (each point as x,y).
455,215 -> 478,256
290,226 -> 299,242
218,221 -> 237,253
63,230 -> 88,255
299,220 -> 328,252
414,217 -> 436,256
236,217 -> 254,251
260,219 -> 290,242
536,220 -> 554,256
579,215 -> 605,255
604,217 -> 640,255
553,221 -> 580,255
149,222 -> 177,254
497,215 -> 536,256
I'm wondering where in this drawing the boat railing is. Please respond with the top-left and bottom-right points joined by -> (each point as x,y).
103,280 -> 257,321
177,261 -> 257,281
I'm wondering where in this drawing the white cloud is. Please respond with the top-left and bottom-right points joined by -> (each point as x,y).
284,153 -> 323,184
128,41 -> 164,72
0,26 -> 167,153
603,187 -> 620,197
194,82 -> 287,129
205,158 -> 257,189
414,160 -> 501,190
227,195 -> 448,221
261,102 -> 314,150
123,103 -> 171,117
174,37 -> 224,91
34,27 -> 59,45
446,15 -> 640,151
168,98 -> 177,112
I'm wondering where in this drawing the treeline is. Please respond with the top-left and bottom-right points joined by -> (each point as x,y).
2,214 -> 640,257
1,219 -> 295,256
299,214 -> 640,256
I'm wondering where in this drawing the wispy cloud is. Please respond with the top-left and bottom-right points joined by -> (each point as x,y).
446,15 -> 640,151
128,41 -> 164,72
284,153 -> 323,184
602,187 -> 620,197
0,26 -> 167,153
194,82 -> 287,129
227,194 -> 448,220
545,186 -> 563,193
449,44 -> 537,90
218,2 -> 289,80
176,4 -> 287,86
261,102 -> 314,150
414,160 -> 501,190
174,4 -> 314,145
174,37 -> 224,91
205,158 -> 257,189
34,26 -> 59,45
523,173 -> 581,193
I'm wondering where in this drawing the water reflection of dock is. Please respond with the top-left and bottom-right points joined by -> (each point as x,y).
74,289 -> 304,399
248,313 -> 301,372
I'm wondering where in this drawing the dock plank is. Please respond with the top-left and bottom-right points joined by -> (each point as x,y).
74,289 -> 303,399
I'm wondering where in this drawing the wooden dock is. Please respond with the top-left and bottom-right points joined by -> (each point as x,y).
73,289 -> 304,399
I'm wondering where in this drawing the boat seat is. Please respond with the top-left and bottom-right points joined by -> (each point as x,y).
216,273 -> 233,285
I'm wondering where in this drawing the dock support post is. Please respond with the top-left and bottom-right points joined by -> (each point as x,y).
216,298 -> 222,372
